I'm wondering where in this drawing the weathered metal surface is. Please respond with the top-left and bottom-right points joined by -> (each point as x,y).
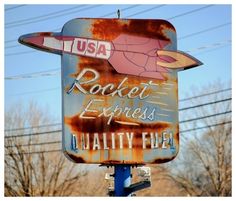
19,18 -> 202,164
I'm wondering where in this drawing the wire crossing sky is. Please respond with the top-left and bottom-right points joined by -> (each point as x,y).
4,4 -> 231,119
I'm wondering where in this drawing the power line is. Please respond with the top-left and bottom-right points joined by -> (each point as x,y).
6,20 -> 231,56
5,50 -> 37,56
179,98 -> 231,111
125,5 -> 165,18
179,88 -> 231,102
4,5 -> 138,44
178,22 -> 231,40
184,39 -> 231,54
5,5 -> 86,26
192,43 -> 231,56
5,123 -> 61,132
5,5 -> 229,54
5,5 -> 103,28
6,87 -> 60,96
5,38 -> 19,44
4,5 -> 139,49
180,121 -> 231,133
100,4 -> 139,17
5,68 -> 60,80
6,149 -> 61,156
179,110 -> 231,124
126,5 -> 214,21
5,140 -> 61,148
5,5 -> 26,11
5,44 -> 22,49
5,129 -> 61,139
167,5 -> 214,20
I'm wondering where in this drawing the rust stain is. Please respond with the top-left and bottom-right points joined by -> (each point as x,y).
91,19 -> 174,41
65,115 -> 170,133
151,156 -> 176,164
66,153 -> 87,163
39,32 -> 54,37
101,160 -> 145,165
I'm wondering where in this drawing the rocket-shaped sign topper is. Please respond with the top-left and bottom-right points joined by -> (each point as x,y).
19,18 -> 202,165
19,32 -> 201,80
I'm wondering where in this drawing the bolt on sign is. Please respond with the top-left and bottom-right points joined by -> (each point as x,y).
19,18 -> 202,165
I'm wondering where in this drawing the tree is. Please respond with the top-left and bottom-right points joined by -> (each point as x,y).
166,82 -> 231,196
4,101 -> 87,196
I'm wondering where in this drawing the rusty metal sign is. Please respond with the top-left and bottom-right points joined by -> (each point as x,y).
19,18 -> 202,164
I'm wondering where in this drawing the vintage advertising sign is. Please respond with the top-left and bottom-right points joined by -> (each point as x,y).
19,18 -> 202,164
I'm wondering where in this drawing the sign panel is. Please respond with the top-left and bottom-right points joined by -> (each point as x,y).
19,18 -> 202,164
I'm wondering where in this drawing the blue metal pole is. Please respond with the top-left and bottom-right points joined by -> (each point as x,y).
114,165 -> 131,196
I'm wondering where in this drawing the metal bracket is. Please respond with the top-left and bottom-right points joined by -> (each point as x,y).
125,180 -> 151,195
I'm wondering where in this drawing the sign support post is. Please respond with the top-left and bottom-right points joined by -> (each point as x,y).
114,165 -> 131,196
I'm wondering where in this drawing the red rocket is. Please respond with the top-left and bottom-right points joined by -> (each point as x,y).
19,32 -> 202,80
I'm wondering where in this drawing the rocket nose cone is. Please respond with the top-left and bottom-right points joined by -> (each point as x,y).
18,34 -> 31,45
18,34 -> 44,48
18,32 -> 62,55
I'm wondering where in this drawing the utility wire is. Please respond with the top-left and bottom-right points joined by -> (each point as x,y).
5,38 -> 19,44
4,5 -> 139,49
5,88 -> 231,132
184,39 -> 231,54
4,4 -> 139,49
179,110 -> 231,124
5,129 -> 61,139
5,140 -> 61,148
4,4 -> 138,44
100,4 -> 139,17
6,149 -> 61,156
178,22 -> 231,40
5,123 -> 61,132
192,43 -> 231,56
5,44 -> 21,49
6,87 -> 60,96
5,4 -> 229,54
6,5 -> 86,25
167,5 -> 214,20
5,50 -> 37,56
4,4 -> 211,44
125,5 -> 165,17
179,98 -> 231,111
180,121 -> 231,133
179,88 -> 231,102
5,5 -> 103,28
5,68 -> 60,80
5,5 -> 26,11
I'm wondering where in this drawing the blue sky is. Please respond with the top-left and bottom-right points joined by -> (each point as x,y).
4,4 -> 232,120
